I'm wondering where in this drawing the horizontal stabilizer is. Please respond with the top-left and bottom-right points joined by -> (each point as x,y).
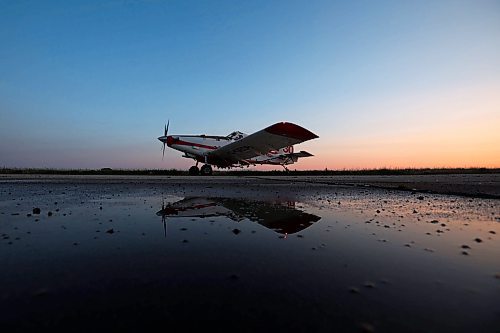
285,151 -> 314,158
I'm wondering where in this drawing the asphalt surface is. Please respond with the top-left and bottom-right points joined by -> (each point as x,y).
1,174 -> 499,198
0,174 -> 499,332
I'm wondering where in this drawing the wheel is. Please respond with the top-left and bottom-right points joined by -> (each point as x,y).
188,166 -> 199,175
200,164 -> 213,176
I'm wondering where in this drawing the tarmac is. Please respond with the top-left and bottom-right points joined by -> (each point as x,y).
0,174 -> 499,332
1,173 -> 499,198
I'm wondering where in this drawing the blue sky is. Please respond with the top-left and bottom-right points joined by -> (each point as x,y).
1,0 -> 499,169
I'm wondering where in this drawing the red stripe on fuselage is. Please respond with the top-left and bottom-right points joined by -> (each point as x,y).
171,139 -> 218,150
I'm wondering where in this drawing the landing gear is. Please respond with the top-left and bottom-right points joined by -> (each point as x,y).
200,164 -> 213,176
188,166 -> 199,175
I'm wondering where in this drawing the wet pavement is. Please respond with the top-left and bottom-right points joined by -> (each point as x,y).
0,176 -> 499,332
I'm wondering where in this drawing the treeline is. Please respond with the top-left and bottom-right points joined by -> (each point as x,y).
1,167 -> 498,176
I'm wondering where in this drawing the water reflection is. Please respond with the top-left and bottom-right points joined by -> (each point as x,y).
156,197 -> 321,235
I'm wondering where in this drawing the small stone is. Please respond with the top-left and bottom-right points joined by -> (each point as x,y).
359,322 -> 375,333
32,208 -> 41,214
349,287 -> 360,294
489,231 -> 496,234
417,196 -> 424,200
33,288 -> 49,297
182,239 -> 189,243
47,211 -> 53,217
474,238 -> 482,243
106,229 -> 114,234
232,228 -> 241,235
461,251 -> 469,256
363,282 -> 376,289
461,245 -> 471,249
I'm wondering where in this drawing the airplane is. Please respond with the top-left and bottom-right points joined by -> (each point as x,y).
157,121 -> 318,175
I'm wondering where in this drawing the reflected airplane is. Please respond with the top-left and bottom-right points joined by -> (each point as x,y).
156,197 -> 321,236
158,121 -> 319,175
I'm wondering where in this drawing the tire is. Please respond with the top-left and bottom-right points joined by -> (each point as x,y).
200,164 -> 213,176
188,166 -> 199,176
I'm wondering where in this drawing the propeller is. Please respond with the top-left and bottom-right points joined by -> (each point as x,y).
162,120 -> 169,160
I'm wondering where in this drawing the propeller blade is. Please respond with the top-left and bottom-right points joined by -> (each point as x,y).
162,120 -> 169,161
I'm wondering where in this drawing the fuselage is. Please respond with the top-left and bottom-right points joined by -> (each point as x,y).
158,131 -> 296,168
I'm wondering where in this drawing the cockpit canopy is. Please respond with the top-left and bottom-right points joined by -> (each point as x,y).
226,131 -> 246,141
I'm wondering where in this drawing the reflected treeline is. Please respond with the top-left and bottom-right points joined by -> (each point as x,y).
156,197 -> 321,235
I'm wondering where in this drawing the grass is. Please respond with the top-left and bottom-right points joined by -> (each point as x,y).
1,167 -> 498,176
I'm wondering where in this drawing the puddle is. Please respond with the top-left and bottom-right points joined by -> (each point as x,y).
157,197 -> 321,235
0,183 -> 498,332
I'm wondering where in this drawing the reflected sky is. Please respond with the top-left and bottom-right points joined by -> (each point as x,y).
0,182 -> 498,332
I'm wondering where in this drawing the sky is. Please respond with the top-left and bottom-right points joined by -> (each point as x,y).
1,0 -> 499,170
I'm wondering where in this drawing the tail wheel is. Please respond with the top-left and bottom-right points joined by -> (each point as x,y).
200,164 -> 213,176
188,166 -> 199,176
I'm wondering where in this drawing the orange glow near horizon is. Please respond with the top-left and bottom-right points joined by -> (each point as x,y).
266,84 -> 500,170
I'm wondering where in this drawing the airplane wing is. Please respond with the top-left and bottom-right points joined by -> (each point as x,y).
209,122 -> 318,162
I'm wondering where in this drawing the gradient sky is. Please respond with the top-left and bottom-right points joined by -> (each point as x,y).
1,0 -> 499,170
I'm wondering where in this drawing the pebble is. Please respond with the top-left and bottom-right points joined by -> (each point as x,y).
363,282 -> 376,289
32,208 -> 41,214
232,228 -> 241,235
32,288 -> 49,297
358,322 -> 375,333
106,229 -> 114,234
349,287 -> 360,294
